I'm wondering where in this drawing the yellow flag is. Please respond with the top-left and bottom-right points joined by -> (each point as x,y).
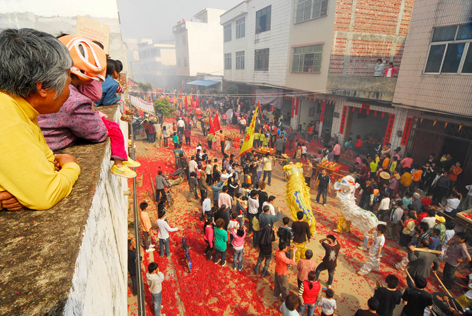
239,102 -> 260,156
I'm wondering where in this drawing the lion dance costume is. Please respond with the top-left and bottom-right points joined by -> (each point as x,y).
284,163 -> 316,261
334,176 -> 382,274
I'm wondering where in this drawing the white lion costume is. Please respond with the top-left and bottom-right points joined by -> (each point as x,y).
333,175 -> 378,235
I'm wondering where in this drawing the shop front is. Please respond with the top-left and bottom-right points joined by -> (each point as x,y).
406,118 -> 472,194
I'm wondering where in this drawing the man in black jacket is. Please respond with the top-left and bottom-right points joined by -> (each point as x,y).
128,239 -> 138,295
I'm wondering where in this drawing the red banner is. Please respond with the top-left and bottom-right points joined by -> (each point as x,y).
291,98 -> 295,118
339,106 -> 348,134
384,114 -> 395,145
320,101 -> 326,123
401,117 -> 413,146
381,112 -> 385,118
362,104 -> 370,115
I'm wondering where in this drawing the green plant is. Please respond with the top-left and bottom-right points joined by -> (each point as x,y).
138,82 -> 153,92
154,97 -> 175,118
226,84 -> 238,95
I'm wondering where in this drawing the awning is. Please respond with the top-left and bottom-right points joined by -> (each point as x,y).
186,80 -> 220,87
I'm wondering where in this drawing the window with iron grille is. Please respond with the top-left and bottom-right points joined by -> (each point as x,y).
291,44 -> 323,72
254,48 -> 269,71
224,53 -> 232,70
295,0 -> 328,24
256,6 -> 271,34
236,51 -> 245,69
425,24 -> 472,74
236,17 -> 246,39
184,57 -> 188,67
224,24 -> 232,42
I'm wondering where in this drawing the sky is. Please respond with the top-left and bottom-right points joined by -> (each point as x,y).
0,0 -> 119,18
116,0 -> 241,42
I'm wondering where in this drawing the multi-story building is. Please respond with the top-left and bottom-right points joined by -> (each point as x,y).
134,40 -> 177,88
393,0 -> 472,190
173,8 -> 226,90
220,0 -> 292,113
222,0 -> 415,152
286,0 -> 415,151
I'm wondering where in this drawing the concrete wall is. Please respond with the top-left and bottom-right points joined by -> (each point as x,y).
393,0 -> 472,117
64,146 -> 128,316
221,0 -> 292,87
330,0 -> 414,76
284,0 -> 337,93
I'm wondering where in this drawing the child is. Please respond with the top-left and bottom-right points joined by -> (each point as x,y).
156,210 -> 180,257
355,153 -> 362,166
235,193 -> 248,226
277,217 -> 294,259
38,35 -> 140,179
203,219 -> 214,260
96,58 -> 122,106
231,227 -> 246,271
214,218 -> 228,266
316,289 -> 337,316
202,195 -> 212,221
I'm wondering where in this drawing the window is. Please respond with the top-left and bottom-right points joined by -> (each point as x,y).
224,24 -> 232,42
292,44 -> 323,72
177,58 -> 180,67
236,51 -> 245,69
425,24 -> 472,74
256,6 -> 271,34
182,36 -> 186,46
224,53 -> 232,70
236,17 -> 246,39
254,48 -> 269,71
184,57 -> 188,67
295,0 -> 328,24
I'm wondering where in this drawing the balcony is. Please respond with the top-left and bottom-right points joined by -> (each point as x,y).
0,104 -> 129,315
327,76 -> 397,102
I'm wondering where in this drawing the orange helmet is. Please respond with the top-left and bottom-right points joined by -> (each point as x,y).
58,35 -> 106,82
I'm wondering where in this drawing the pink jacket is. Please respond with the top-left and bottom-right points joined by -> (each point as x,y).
231,228 -> 246,250
333,144 -> 341,155
384,67 -> 398,77
204,225 -> 214,248
38,84 -> 108,150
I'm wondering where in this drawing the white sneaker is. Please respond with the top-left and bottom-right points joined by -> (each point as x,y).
215,259 -> 221,264
221,262 -> 227,267
146,248 -> 155,252
150,244 -> 156,247
333,229 -> 340,233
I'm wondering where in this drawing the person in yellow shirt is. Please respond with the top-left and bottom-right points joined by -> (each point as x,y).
389,156 -> 398,173
253,130 -> 260,149
399,169 -> 413,196
0,28 -> 80,210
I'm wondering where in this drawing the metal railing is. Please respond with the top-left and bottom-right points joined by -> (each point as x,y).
130,122 -> 145,316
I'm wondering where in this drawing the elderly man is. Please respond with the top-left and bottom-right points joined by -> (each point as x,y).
0,28 -> 80,210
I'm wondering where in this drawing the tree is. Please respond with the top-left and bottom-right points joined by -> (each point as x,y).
138,82 -> 153,92
226,84 -> 238,95
154,97 -> 175,118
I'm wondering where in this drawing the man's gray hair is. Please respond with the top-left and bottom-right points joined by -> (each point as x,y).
0,28 -> 73,98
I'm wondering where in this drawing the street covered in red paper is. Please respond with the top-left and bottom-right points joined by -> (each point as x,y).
127,116 -> 469,316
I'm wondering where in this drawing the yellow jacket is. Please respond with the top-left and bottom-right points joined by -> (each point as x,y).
400,172 -> 412,187
0,92 -> 81,210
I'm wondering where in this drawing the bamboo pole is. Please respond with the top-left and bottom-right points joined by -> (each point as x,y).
433,271 -> 459,311
411,247 -> 444,255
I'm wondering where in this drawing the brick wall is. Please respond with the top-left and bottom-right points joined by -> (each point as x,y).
329,0 -> 414,76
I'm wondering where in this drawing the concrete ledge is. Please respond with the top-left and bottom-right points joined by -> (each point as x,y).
0,105 -> 128,315
327,76 -> 397,102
